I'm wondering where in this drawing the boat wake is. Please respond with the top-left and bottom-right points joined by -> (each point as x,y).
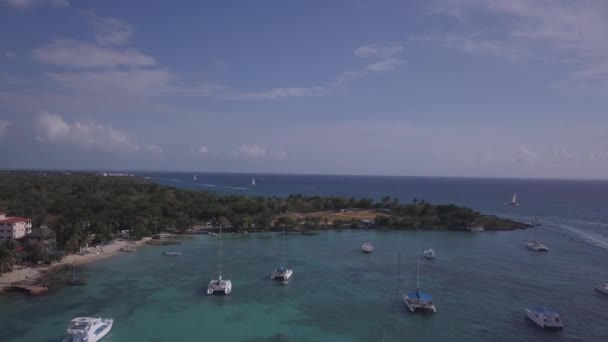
554,223 -> 608,250
196,183 -> 248,191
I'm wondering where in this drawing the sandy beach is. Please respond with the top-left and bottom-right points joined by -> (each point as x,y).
0,238 -> 151,290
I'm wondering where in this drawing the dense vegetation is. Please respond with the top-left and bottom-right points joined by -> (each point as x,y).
0,173 -> 523,259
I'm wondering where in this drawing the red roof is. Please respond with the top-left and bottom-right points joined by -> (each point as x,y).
0,217 -> 31,224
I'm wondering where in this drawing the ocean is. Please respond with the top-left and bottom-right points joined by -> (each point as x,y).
1,173 -> 607,341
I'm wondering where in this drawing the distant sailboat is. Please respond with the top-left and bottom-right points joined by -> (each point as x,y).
509,192 -> 519,206
251,177 -> 256,187
193,174 -> 197,181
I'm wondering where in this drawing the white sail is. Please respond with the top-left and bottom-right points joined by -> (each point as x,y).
251,177 -> 256,187
512,192 -> 517,204
193,174 -> 197,181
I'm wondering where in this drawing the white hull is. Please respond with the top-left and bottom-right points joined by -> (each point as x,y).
361,243 -> 373,253
595,283 -> 608,295
403,295 -> 436,313
524,308 -> 563,329
271,269 -> 293,283
62,317 -> 113,342
207,279 -> 232,295
423,249 -> 435,259
526,242 -> 549,252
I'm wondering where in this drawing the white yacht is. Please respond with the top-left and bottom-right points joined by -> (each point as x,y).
595,282 -> 608,295
524,307 -> 563,329
361,242 -> 373,253
62,317 -> 114,342
207,225 -> 232,295
526,228 -> 549,252
271,230 -> 293,284
403,251 -> 436,313
423,248 -> 435,259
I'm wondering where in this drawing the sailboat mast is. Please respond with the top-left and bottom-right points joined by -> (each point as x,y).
282,229 -> 286,266
73,265 -> 76,281
416,249 -> 420,290
219,225 -> 222,279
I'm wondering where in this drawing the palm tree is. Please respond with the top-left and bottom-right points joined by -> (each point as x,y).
0,245 -> 16,274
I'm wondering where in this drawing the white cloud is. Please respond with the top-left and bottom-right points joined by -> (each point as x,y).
230,86 -> 326,100
430,0 -> 608,90
94,17 -> 133,46
233,144 -> 268,158
198,145 -> 209,153
355,43 -> 404,59
516,145 -> 536,164
34,111 -> 159,153
33,40 -> 156,68
3,0 -> 68,9
367,58 -> 406,72
46,68 -> 175,96
552,147 -> 574,161
3,52 -> 16,59
0,120 -> 12,137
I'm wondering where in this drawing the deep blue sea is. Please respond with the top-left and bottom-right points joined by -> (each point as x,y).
1,172 -> 607,341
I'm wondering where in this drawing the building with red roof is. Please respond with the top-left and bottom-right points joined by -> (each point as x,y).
0,214 -> 32,240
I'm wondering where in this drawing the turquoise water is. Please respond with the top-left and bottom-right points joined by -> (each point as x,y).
1,229 -> 607,341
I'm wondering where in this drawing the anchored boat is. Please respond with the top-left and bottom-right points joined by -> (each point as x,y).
61,317 -> 114,342
403,250 -> 436,313
207,225 -> 232,295
524,307 -> 563,329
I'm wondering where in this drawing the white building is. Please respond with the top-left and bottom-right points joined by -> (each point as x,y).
0,212 -> 33,240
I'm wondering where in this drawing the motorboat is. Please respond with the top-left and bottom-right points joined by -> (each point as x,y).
524,307 -> 563,329
361,242 -> 373,253
62,317 -> 114,342
423,248 -> 435,259
595,282 -> 608,295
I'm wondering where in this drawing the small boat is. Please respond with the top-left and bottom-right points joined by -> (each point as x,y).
468,226 -> 485,232
526,228 -> 549,252
119,246 -> 136,253
361,242 -> 373,253
251,177 -> 256,187
193,174 -> 197,181
162,251 -> 182,256
594,282 -> 608,295
423,248 -> 435,259
524,307 -> 563,329
209,232 -> 218,237
62,317 -> 114,342
207,225 -> 232,295
271,230 -> 293,284
403,250 -> 436,313
65,265 -> 88,286
509,192 -> 520,206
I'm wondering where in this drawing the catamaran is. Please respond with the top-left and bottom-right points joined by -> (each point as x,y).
65,265 -> 88,286
403,250 -> 436,313
61,317 -> 114,342
526,227 -> 549,252
207,225 -> 232,295
524,307 -> 563,329
509,192 -> 520,206
423,248 -> 435,259
271,230 -> 293,284
595,282 -> 608,295
361,242 -> 373,253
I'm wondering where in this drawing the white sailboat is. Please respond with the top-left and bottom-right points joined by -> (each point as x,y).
403,250 -> 436,313
509,192 -> 519,206
207,225 -> 232,295
526,227 -> 549,252
251,177 -> 256,187
271,229 -> 293,284
193,174 -> 197,181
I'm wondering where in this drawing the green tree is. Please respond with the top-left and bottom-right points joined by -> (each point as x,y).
0,245 -> 16,273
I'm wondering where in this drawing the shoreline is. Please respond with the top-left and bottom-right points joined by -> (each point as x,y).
0,238 -> 151,292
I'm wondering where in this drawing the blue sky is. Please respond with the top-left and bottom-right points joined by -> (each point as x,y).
1,0 -> 608,179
